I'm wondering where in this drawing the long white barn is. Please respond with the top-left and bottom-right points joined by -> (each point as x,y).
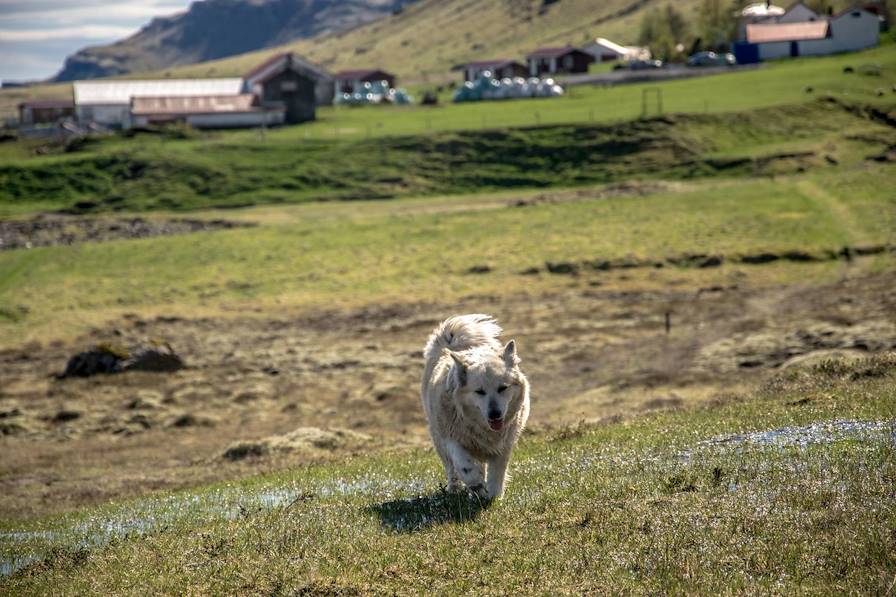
73,79 -> 245,128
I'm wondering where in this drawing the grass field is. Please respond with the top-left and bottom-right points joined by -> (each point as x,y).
1,159 -> 895,344
1,96 -> 894,215
2,353 -> 894,593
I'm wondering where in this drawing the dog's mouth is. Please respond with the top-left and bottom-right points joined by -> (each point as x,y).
488,418 -> 504,431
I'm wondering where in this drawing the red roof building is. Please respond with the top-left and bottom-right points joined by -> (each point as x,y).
332,69 -> 396,93
525,46 -> 594,76
461,60 -> 528,82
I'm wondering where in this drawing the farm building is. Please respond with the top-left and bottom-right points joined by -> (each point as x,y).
70,52 -> 331,129
73,78 -> 245,128
130,95 -> 283,129
583,38 -> 651,63
526,46 -> 594,76
333,69 -> 396,94
18,100 -> 75,125
737,6 -> 879,61
461,60 -> 528,82
243,52 -> 333,122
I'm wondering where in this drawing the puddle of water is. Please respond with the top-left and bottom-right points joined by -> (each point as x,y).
697,419 -> 896,449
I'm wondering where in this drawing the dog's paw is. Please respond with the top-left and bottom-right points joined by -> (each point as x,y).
446,481 -> 465,494
467,483 -> 489,500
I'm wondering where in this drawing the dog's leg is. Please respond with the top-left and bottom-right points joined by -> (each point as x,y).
486,450 -> 511,499
445,440 -> 486,498
434,437 -> 461,491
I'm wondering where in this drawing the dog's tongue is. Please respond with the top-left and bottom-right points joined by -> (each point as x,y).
489,419 -> 504,431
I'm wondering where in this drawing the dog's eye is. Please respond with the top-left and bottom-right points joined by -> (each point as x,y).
497,385 -> 508,393
475,389 -> 486,395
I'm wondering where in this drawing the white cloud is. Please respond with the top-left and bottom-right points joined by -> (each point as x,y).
0,24 -> 138,42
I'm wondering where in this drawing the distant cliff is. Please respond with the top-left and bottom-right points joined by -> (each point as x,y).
53,0 -> 412,81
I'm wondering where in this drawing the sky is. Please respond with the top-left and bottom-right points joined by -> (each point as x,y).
0,0 -> 193,83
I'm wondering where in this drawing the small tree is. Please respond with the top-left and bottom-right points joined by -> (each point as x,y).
638,5 -> 692,61
698,0 -> 742,50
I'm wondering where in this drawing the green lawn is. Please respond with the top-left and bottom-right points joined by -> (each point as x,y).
2,354 -> 894,593
1,163 -> 894,344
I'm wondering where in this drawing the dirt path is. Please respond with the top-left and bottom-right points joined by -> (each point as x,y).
797,179 -> 866,246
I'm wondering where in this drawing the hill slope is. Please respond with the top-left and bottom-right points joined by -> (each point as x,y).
54,0 -> 415,82
159,0 -> 693,85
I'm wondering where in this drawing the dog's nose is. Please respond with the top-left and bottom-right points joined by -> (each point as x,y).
488,408 -> 502,420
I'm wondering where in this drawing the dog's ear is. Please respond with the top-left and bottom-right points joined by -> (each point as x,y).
447,351 -> 468,391
502,340 -> 520,367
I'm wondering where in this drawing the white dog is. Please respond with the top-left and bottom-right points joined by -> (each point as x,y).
421,314 -> 530,499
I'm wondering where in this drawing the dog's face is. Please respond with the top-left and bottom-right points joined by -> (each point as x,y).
448,341 -> 523,432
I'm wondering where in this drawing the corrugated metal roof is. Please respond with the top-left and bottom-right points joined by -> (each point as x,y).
130,94 -> 264,116
243,53 -> 331,85
746,21 -> 829,42
74,79 -> 244,106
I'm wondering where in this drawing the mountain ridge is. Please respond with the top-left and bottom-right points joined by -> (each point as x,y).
54,0 -> 414,82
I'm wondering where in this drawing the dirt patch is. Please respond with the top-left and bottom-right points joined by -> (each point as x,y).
0,215 -> 253,251
510,181 -> 672,207
696,321 -> 896,372
223,427 -> 371,461
1,268 -> 895,518
525,244 -> 895,274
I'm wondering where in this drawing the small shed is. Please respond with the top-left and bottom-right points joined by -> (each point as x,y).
243,52 -> 333,122
526,46 -> 594,76
130,94 -> 284,129
333,69 -> 396,94
18,100 -> 75,126
461,60 -> 528,82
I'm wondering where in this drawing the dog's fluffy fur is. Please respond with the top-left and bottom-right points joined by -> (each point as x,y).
421,314 -> 530,499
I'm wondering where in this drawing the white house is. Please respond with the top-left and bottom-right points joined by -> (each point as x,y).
741,5 -> 879,60
583,38 -> 651,63
828,7 -> 880,52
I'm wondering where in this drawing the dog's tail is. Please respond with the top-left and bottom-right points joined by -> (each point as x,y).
423,314 -> 502,366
